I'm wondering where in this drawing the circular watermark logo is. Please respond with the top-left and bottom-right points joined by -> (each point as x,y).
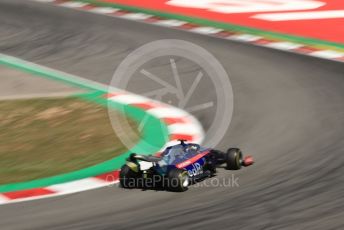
108,39 -> 233,149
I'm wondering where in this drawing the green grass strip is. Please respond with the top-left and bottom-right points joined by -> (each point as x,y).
0,55 -> 169,193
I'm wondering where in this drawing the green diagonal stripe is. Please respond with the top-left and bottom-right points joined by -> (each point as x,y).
0,54 -> 169,193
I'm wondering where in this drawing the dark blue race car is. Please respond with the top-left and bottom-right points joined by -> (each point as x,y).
120,140 -> 254,192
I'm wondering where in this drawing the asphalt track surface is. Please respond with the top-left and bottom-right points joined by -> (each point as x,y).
0,0 -> 344,229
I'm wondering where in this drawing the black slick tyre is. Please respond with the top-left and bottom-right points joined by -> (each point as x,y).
167,168 -> 189,192
225,148 -> 243,170
120,165 -> 139,188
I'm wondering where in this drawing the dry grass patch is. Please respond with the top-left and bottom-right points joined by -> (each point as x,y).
0,97 -> 139,184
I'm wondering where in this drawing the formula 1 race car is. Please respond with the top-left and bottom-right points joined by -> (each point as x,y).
119,140 -> 254,192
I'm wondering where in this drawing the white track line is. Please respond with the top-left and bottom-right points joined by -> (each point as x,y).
30,0 -> 344,63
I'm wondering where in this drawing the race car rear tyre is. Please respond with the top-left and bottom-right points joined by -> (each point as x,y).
225,148 -> 242,170
120,165 -> 139,189
167,168 -> 189,192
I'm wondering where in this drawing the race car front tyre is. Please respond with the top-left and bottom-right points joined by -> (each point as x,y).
120,165 -> 139,189
225,148 -> 243,170
167,168 -> 189,192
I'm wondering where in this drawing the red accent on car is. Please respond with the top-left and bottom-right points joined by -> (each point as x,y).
243,155 -> 254,167
176,151 -> 209,168
155,152 -> 162,157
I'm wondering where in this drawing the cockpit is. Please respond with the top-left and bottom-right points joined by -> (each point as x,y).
161,143 -> 201,164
